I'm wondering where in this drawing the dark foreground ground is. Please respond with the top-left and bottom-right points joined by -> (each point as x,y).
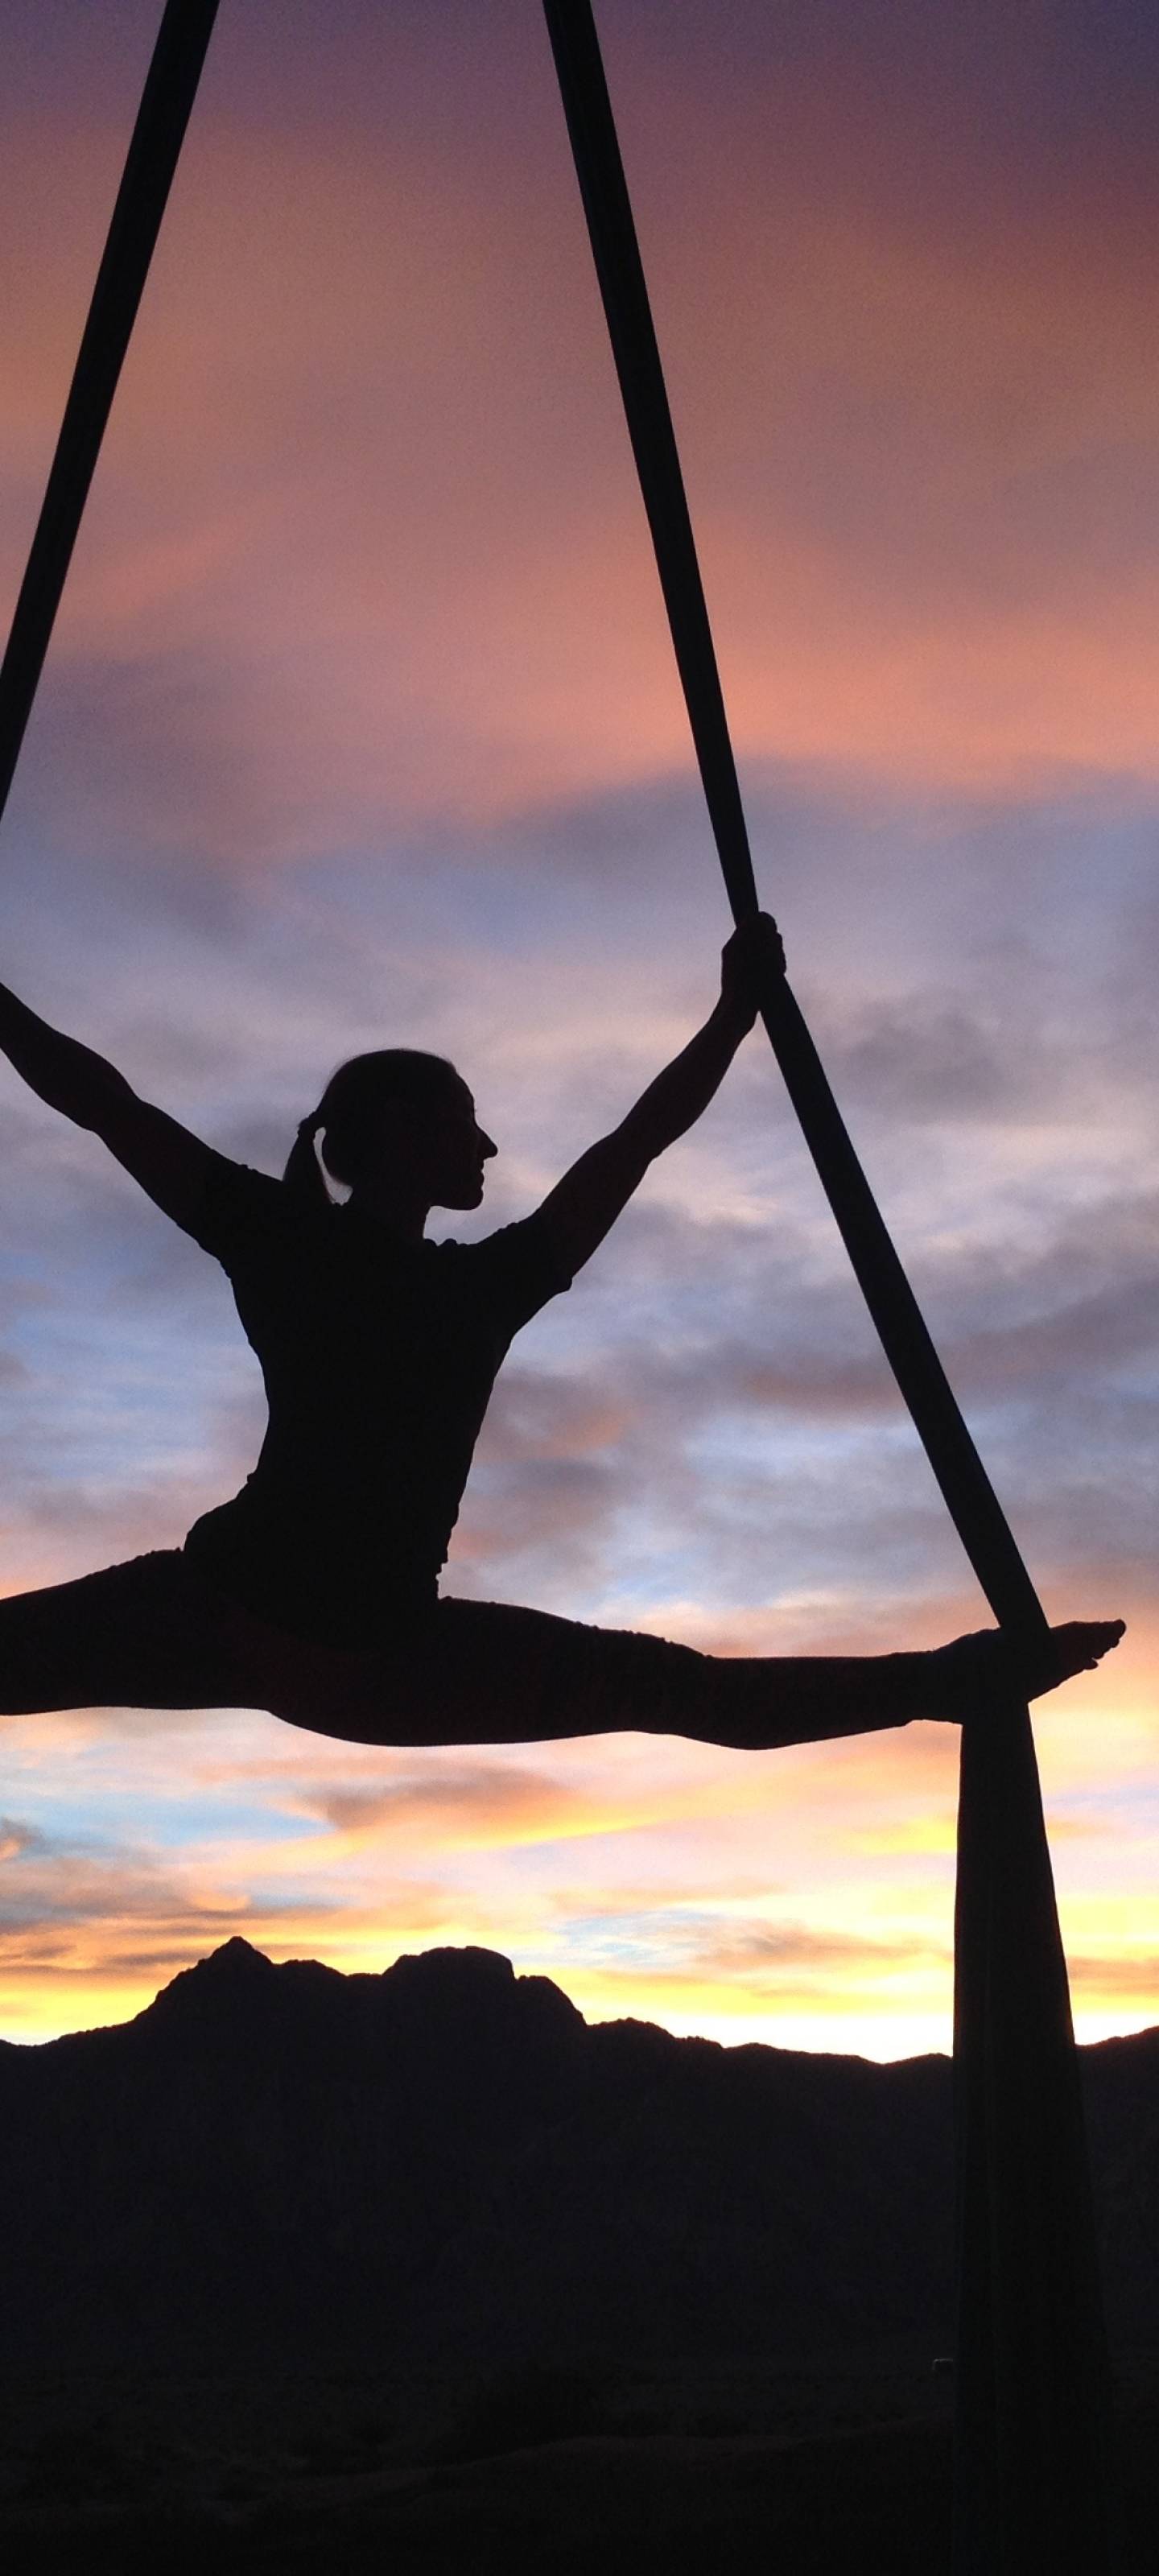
5,1947 -> 1155,2566
2,2346 -> 1156,2574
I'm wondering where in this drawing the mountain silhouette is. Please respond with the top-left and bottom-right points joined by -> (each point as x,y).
0,1938 -> 1154,2372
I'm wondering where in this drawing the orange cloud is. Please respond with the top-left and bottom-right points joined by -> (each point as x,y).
295,1758 -> 629,1855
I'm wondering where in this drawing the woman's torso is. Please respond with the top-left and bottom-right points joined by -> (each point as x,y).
182,1163 -> 570,1645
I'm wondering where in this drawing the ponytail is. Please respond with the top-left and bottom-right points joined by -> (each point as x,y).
282,1112 -> 331,1208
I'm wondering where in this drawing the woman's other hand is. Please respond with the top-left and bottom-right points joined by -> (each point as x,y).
719,912 -> 786,1033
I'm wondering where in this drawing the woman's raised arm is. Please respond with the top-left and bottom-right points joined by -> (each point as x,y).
0,978 -> 219,1239
538,914 -> 784,1278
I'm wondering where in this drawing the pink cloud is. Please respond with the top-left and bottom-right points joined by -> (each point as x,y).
4,23 -> 1158,884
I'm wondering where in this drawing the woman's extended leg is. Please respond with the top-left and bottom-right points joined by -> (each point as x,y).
282,1595 -> 1124,1749
0,1556 -> 1121,1749
0,1552 -> 297,1715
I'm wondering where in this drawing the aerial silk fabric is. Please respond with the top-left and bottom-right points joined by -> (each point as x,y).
540,4 -> 1115,2566
0,0 -> 220,827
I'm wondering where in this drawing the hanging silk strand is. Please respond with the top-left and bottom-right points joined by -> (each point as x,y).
540,5 -> 1115,2565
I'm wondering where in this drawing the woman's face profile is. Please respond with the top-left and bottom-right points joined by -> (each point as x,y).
358,1078 -> 497,1210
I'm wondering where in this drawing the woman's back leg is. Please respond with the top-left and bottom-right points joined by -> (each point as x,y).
0,1552 -> 260,1715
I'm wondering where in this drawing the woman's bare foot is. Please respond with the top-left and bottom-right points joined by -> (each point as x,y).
926,1618 -> 1124,1720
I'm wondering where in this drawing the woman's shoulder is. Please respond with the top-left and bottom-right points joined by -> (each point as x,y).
429,1210 -> 572,1325
196,1158 -> 330,1268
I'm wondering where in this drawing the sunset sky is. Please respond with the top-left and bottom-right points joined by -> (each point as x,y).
0,0 -> 1155,2054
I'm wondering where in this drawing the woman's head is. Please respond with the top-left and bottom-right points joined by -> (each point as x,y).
283,1050 -> 497,1215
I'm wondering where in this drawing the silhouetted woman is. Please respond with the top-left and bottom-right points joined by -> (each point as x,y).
0,917 -> 1121,1744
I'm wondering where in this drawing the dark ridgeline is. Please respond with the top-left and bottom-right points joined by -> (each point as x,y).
0,1937 -> 1153,2374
